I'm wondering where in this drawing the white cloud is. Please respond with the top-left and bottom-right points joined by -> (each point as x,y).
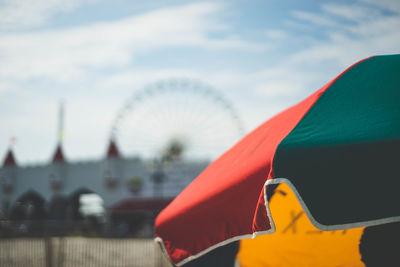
0,0 -> 96,30
264,29 -> 288,40
289,15 -> 400,66
360,0 -> 400,14
322,3 -> 380,22
255,0 -> 400,97
0,2 -> 263,84
0,80 -> 17,94
292,10 -> 340,28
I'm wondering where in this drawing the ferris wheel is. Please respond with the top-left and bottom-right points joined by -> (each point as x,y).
110,79 -> 246,161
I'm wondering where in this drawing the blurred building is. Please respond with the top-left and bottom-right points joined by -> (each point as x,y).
0,140 -> 209,236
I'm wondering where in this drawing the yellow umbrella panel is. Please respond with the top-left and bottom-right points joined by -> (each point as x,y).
237,183 -> 365,267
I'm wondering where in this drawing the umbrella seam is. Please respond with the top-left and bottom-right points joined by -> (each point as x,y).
265,178 -> 400,232
155,229 -> 275,266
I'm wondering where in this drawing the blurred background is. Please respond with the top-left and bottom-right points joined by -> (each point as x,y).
0,0 -> 399,266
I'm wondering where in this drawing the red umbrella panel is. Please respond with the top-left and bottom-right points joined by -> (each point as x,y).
155,54 -> 400,266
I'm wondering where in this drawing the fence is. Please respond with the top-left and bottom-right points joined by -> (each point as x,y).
0,237 -> 172,267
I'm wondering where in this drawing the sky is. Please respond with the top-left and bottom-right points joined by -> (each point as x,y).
0,0 -> 399,164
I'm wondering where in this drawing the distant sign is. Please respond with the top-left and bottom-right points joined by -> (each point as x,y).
79,193 -> 105,217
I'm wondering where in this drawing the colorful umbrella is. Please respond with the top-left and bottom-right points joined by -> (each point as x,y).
154,54 -> 400,266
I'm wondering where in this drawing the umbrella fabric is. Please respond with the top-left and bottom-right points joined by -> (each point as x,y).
155,54 -> 400,266
237,183 -> 365,267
